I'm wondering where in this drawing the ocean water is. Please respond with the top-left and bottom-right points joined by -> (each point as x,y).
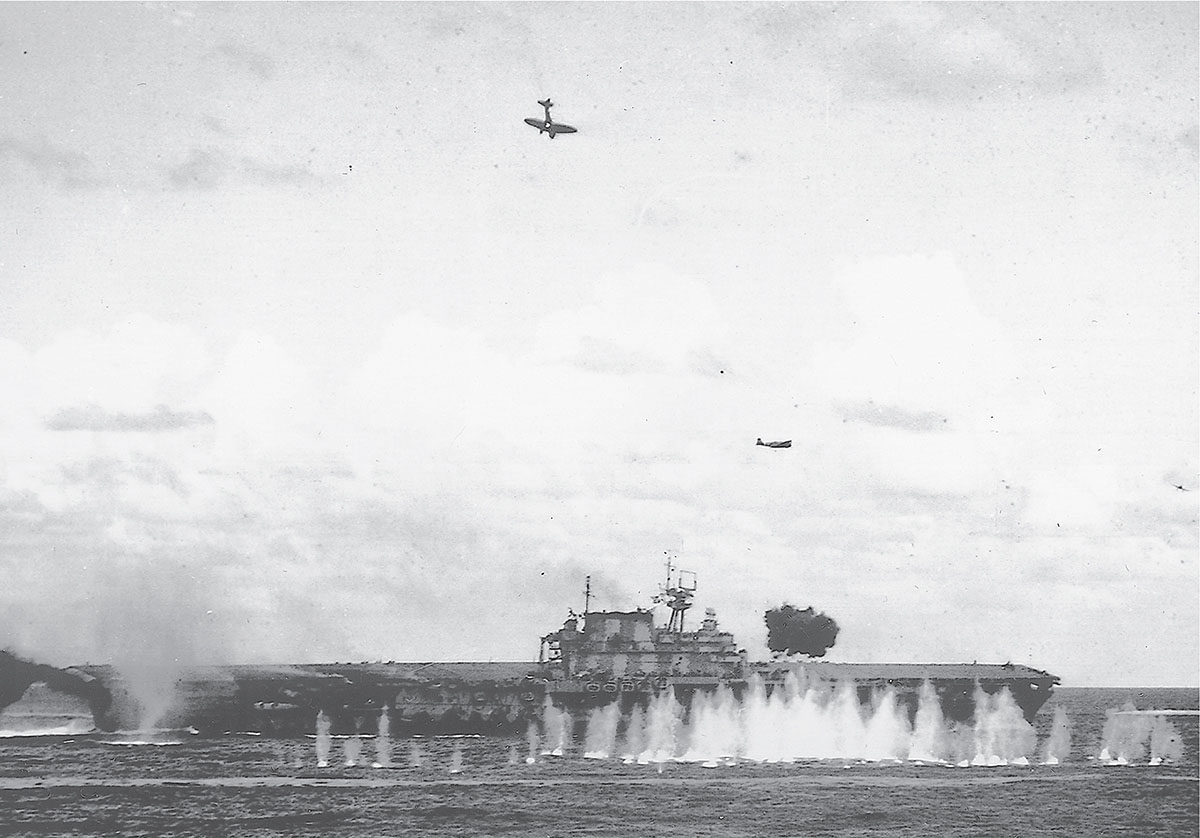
0,686 -> 1195,837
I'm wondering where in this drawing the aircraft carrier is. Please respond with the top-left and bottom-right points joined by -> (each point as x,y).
1,567 -> 1058,736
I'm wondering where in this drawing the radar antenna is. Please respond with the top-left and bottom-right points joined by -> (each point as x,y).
653,553 -> 696,634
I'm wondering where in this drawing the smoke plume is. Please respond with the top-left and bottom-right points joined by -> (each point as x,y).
764,604 -> 840,657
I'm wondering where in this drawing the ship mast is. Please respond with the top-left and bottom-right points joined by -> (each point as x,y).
655,553 -> 696,634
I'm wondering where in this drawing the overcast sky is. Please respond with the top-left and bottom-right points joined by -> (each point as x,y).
0,3 -> 1195,687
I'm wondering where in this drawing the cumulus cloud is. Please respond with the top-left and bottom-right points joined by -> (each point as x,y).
0,258 -> 1193,685
812,252 -> 1016,415
534,263 -> 725,375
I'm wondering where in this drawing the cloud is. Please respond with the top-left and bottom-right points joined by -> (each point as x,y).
790,4 -> 1103,101
44,404 -> 214,433
811,252 -> 1017,424
167,148 -> 315,190
215,42 -> 275,80
838,400 -> 948,432
168,149 -> 225,190
0,135 -> 105,188
534,263 -> 725,375
0,276 -> 1193,684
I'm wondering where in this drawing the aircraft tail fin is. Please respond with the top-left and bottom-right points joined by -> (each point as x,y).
538,98 -> 553,108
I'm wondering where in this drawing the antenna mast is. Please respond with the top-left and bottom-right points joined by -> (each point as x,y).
654,552 -> 696,634
583,575 -> 592,615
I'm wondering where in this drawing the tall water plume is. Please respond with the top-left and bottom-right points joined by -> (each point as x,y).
540,697 -> 571,756
372,708 -> 391,768
314,710 -> 331,767
638,688 -> 684,763
1100,703 -> 1150,764
969,686 -> 1036,766
680,685 -> 741,764
1039,706 -> 1071,764
583,702 -> 621,758
525,721 -> 539,763
620,706 -> 646,762
909,680 -> 947,761
1148,716 -> 1184,765
343,730 -> 362,767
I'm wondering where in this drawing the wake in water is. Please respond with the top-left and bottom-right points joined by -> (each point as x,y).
96,727 -> 193,747
548,675 -> 1067,767
0,719 -> 96,738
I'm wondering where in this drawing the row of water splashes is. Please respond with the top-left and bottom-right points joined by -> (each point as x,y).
543,675 -> 1065,767
311,674 -> 1185,769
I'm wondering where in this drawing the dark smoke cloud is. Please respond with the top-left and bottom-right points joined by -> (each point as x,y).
764,604 -> 840,658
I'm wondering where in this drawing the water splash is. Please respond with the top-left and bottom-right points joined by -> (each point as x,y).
343,728 -> 362,767
372,708 -> 391,768
640,689 -> 685,763
1149,716 -> 1185,765
583,702 -> 621,759
564,674 -> 1051,766
448,742 -> 464,774
525,722 -> 538,764
970,688 -> 1036,766
909,680 -> 947,762
540,697 -> 571,756
621,706 -> 646,763
314,710 -> 331,768
115,662 -> 183,732
1039,706 -> 1072,764
1100,703 -> 1184,765
408,740 -> 422,768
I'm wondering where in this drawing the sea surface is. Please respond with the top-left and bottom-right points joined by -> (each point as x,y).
0,686 -> 1196,837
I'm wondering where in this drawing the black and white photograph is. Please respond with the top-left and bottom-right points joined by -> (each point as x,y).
0,2 -> 1196,835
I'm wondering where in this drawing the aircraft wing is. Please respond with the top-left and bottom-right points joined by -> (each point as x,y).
550,122 -> 577,134
524,118 -> 543,129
